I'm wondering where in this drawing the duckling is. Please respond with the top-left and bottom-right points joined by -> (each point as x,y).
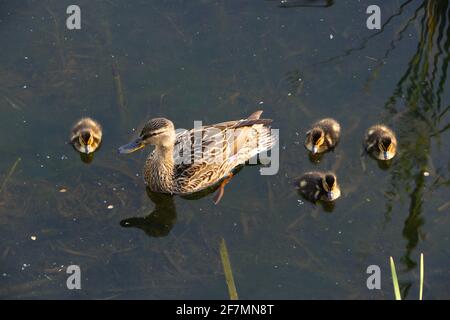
70,118 -> 102,154
304,118 -> 340,154
297,171 -> 341,202
364,125 -> 397,160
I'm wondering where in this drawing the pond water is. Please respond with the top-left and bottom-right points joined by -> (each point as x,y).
0,0 -> 449,299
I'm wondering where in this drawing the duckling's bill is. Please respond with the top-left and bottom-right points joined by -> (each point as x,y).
326,189 -> 341,201
312,145 -> 319,154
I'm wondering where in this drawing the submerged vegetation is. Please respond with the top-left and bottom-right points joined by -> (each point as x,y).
0,0 -> 448,299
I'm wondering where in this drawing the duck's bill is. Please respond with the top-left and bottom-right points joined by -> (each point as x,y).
118,138 -> 145,154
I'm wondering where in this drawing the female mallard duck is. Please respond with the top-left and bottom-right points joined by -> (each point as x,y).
297,171 -> 341,202
118,110 -> 275,204
70,117 -> 102,154
304,118 -> 340,154
364,125 -> 397,160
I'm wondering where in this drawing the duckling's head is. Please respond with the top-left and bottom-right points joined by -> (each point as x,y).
119,118 -> 175,154
322,173 -> 340,201
309,128 -> 325,154
378,136 -> 395,160
77,130 -> 95,154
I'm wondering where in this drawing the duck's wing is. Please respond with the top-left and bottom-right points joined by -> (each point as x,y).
173,118 -> 273,166
172,111 -> 275,193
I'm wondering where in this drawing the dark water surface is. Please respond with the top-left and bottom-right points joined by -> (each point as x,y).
0,0 -> 449,299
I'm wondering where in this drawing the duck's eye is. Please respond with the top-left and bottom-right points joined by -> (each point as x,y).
141,131 -> 161,140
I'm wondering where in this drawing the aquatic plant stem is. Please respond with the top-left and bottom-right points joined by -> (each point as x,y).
219,238 -> 238,300
390,256 -> 401,300
419,253 -> 424,300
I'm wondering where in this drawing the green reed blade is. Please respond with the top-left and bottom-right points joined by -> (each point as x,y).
219,238 -> 238,300
390,256 -> 401,300
419,253 -> 424,300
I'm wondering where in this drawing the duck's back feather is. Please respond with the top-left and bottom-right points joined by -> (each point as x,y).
169,113 -> 275,194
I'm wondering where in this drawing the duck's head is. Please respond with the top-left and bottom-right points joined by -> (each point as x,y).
322,173 -> 341,201
378,136 -> 396,160
119,118 -> 175,154
309,128 -> 325,154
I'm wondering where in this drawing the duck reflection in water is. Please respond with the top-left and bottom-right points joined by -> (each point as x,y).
120,183 -> 224,237
120,189 -> 177,238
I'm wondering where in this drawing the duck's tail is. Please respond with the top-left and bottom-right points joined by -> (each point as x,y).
248,110 -> 263,120
233,110 -> 273,129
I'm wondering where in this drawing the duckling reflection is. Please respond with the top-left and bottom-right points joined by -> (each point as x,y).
120,189 -> 177,238
308,152 -> 325,164
79,151 -> 95,164
376,158 -> 393,170
320,200 -> 336,212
